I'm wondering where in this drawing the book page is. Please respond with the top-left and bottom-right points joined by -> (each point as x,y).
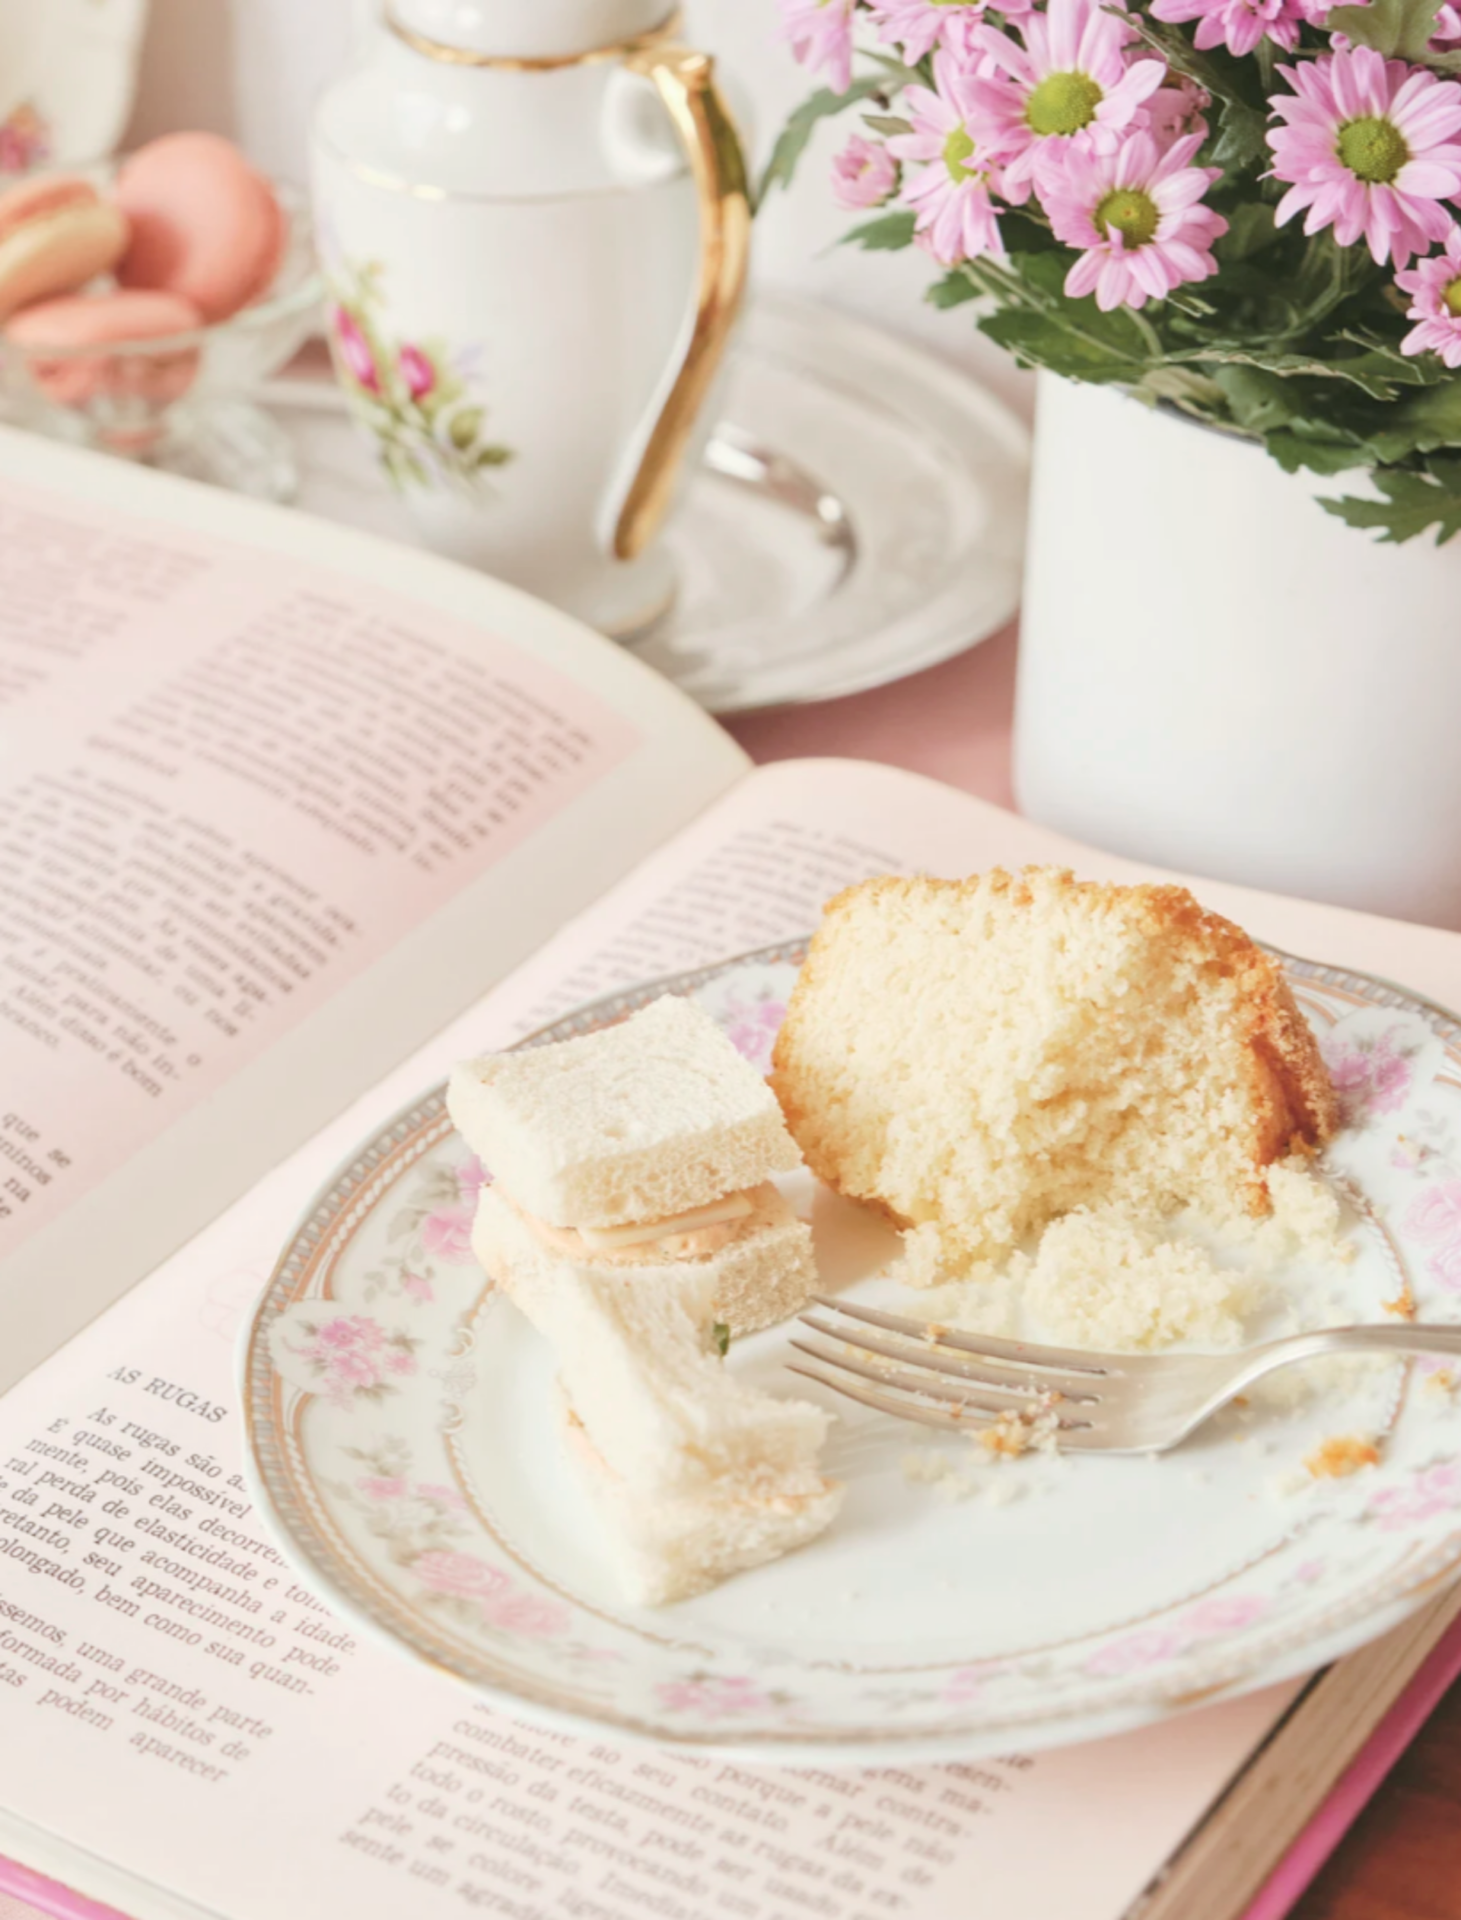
0,431 -> 748,1391
0,758 -> 1343,1920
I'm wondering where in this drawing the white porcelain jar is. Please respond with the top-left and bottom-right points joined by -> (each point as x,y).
311,0 -> 750,636
1015,371 -> 1461,932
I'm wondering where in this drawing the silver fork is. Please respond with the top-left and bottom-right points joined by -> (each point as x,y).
789,1294 -> 1461,1455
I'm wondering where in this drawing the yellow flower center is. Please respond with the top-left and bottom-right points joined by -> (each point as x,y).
1445,275 -> 1461,317
1026,71 -> 1105,137
1336,115 -> 1410,184
1094,186 -> 1160,248
943,124 -> 977,183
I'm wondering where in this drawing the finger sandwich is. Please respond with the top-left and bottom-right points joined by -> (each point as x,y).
448,995 -> 841,1604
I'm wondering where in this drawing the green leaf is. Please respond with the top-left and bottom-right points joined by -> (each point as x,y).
977,307 -> 1137,381
445,406 -> 483,450
999,208 -> 1063,255
1212,364 -> 1298,433
1326,331 -> 1438,392
1373,376 -> 1461,458
861,114 -> 912,135
927,268 -> 982,310
1319,461 -> 1461,543
474,445 -> 513,469
1209,97 -> 1269,171
757,69 -> 915,206
1191,344 -> 1412,398
1326,0 -> 1443,56
1263,431 -> 1373,475
711,1323 -> 731,1358
840,209 -> 918,251
1382,378 -> 1459,445
1215,203 -> 1279,263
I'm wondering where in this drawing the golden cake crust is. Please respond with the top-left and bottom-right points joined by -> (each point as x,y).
770,868 -> 1338,1246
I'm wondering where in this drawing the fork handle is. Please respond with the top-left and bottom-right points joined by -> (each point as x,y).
1239,1323 -> 1461,1389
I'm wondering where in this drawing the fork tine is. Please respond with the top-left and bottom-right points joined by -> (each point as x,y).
787,1361 -> 980,1433
798,1312 -> 1105,1404
789,1338 -> 1036,1420
811,1294 -> 1114,1376
789,1357 -> 1105,1447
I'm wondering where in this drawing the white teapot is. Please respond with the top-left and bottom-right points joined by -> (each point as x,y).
312,0 -> 751,636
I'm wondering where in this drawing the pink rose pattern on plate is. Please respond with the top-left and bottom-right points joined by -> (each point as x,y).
334,1445 -> 574,1643
655,1674 -> 779,1718
1370,1461 -> 1461,1530
278,1314 -> 418,1411
1084,1596 -> 1271,1676
1322,1023 -> 1417,1122
1405,1179 -> 1461,1290
357,1152 -> 487,1306
716,992 -> 790,1074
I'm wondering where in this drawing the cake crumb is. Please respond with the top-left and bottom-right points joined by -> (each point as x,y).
976,1401 -> 1061,1459
1007,1208 -> 1256,1352
1216,1159 -> 1354,1266
1383,1284 -> 1417,1321
1305,1434 -> 1381,1479
894,1222 -> 953,1290
982,1477 -> 1025,1508
1268,1467 -> 1314,1499
900,1448 -> 981,1501
1422,1366 -> 1457,1400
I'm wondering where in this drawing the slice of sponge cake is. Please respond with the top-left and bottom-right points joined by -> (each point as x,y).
771,867 -> 1337,1273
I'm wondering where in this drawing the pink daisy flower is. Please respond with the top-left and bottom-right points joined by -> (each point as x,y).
1151,0 -> 1319,58
832,134 -> 899,209
1268,49 -> 1461,268
1044,129 -> 1228,310
778,0 -> 857,95
889,51 -> 1008,265
968,0 -> 1166,202
870,0 -> 1004,62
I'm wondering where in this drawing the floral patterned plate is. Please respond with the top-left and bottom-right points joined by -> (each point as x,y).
241,942 -> 1461,1764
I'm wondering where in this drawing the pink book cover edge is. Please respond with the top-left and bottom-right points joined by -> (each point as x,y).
2,1614 -> 1459,1920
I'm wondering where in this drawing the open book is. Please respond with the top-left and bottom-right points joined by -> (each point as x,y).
3,425 -> 1461,1920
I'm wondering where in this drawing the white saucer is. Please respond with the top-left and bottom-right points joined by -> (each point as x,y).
263,292 -> 1029,716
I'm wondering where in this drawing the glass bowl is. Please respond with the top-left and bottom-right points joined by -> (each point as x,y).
0,179 -> 322,500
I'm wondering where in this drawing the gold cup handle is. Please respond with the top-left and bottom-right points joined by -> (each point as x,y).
611,45 -> 751,563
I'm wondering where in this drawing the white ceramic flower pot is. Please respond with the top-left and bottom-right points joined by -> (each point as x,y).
1015,371 -> 1461,932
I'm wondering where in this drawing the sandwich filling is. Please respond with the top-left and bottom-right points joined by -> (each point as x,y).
499,1182 -> 783,1266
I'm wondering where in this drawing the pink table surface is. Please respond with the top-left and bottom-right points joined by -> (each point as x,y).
726,620 -> 1020,806
4,617 -> 1458,1920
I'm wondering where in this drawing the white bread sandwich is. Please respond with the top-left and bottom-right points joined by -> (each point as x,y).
562,1400 -> 840,1609
448,993 -> 816,1335
448,996 -> 841,1604
771,868 -> 1338,1276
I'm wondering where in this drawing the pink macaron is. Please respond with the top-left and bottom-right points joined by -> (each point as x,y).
0,174 -> 130,321
114,132 -> 286,324
6,289 -> 204,407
